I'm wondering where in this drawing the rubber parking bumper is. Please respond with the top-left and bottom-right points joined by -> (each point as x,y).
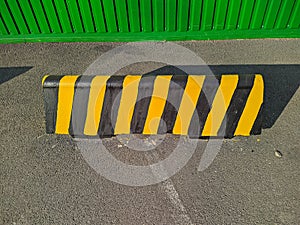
42,74 -> 264,138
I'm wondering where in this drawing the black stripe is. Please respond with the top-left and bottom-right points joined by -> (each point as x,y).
42,75 -> 64,134
69,76 -> 94,137
98,76 -> 125,137
158,75 -> 188,134
130,75 -> 156,133
250,103 -> 263,135
217,74 -> 255,138
188,75 -> 221,138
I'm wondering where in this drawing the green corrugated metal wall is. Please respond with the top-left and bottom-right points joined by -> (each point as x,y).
0,0 -> 299,43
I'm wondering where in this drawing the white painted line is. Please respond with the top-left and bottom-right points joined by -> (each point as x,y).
146,152 -> 194,225
161,179 -> 194,225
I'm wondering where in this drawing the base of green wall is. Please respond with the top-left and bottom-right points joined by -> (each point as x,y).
1,29 -> 299,44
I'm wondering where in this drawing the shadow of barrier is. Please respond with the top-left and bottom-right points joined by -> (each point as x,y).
0,66 -> 33,85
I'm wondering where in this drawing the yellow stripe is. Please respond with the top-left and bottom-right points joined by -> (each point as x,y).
143,75 -> 172,134
114,75 -> 141,134
84,76 -> 110,135
55,75 -> 79,134
234,74 -> 264,136
202,75 -> 239,136
173,75 -> 205,135
42,75 -> 49,85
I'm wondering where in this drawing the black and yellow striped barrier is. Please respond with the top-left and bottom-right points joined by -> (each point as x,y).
42,74 -> 264,138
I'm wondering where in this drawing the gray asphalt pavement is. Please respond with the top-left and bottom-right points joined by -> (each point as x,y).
0,39 -> 299,225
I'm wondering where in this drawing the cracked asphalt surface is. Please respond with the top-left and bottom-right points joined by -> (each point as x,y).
0,39 -> 299,225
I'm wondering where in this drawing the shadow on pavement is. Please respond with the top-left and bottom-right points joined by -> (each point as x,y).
0,66 -> 33,85
146,65 -> 300,129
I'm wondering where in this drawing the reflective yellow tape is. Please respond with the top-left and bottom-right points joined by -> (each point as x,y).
84,76 -> 110,135
56,76 -> 79,134
143,75 -> 172,134
42,75 -> 49,85
234,74 -> 264,136
202,75 -> 239,136
173,75 -> 205,135
114,75 -> 141,134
